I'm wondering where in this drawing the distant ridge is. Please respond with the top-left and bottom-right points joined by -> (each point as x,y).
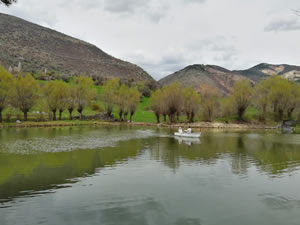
0,13 -> 156,84
234,63 -> 300,82
159,63 -> 300,95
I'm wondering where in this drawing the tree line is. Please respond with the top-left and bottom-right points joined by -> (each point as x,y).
150,76 -> 300,123
0,66 -> 143,122
0,66 -> 98,122
1,65 -> 300,124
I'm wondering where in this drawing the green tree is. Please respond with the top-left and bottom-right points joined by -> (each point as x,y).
0,66 -> 14,122
101,78 -> 119,117
116,84 -> 130,121
163,82 -> 183,123
182,86 -> 201,123
268,76 -> 292,121
254,79 -> 271,121
127,87 -> 141,122
230,80 -> 253,121
286,82 -> 300,119
43,80 -> 69,121
150,89 -> 164,123
66,84 -> 77,120
11,75 -> 40,121
74,76 -> 97,120
199,85 -> 220,122
57,82 -> 69,120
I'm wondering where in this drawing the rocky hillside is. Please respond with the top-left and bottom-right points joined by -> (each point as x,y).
0,13 -> 155,84
234,63 -> 300,82
159,64 -> 248,95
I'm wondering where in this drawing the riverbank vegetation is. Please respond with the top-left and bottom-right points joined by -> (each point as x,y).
0,65 -> 300,126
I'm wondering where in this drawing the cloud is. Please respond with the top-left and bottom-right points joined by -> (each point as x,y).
127,49 -> 188,80
183,0 -> 206,4
103,0 -> 148,14
264,18 -> 300,32
101,0 -> 205,22
1,0 -> 300,80
123,36 -> 239,80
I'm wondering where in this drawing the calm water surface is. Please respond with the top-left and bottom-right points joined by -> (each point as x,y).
0,126 -> 300,225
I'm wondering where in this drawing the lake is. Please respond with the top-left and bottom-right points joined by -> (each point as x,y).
0,126 -> 300,225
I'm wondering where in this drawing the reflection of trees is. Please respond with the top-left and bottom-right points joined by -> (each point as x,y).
148,132 -> 300,177
149,137 -> 181,171
248,140 -> 300,175
0,139 -> 142,203
231,134 -> 250,176
1,128 -> 300,205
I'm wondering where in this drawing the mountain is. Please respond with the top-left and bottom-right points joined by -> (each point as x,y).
159,64 -> 248,95
0,13 -> 155,84
234,63 -> 300,82
159,63 -> 300,95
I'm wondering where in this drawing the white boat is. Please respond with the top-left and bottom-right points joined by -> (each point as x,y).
174,132 -> 201,138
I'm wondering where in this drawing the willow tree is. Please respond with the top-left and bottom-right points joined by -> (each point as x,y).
199,85 -> 220,122
150,89 -> 164,123
0,66 -> 13,122
254,79 -> 272,121
286,82 -> 300,119
43,80 -> 69,121
75,76 -> 97,120
101,78 -> 119,117
182,86 -> 201,123
116,84 -> 129,121
268,76 -> 292,121
127,87 -> 141,122
66,84 -> 77,120
163,82 -> 183,123
231,80 -> 253,121
11,75 -> 40,121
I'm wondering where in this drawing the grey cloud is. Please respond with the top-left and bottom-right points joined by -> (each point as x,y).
103,0 -> 148,13
264,18 -> 300,32
127,51 -> 189,80
125,36 -> 239,80
183,0 -> 206,4
101,0 -> 204,22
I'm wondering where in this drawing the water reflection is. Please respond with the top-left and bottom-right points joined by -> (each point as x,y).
0,138 -> 142,205
259,193 -> 300,210
174,136 -> 201,146
0,127 -> 300,216
148,131 -> 300,177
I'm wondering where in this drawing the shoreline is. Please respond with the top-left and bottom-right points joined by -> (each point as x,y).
0,120 -> 279,130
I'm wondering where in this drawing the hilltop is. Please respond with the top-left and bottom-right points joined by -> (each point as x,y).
159,64 -> 248,95
0,13 -> 155,84
234,63 -> 300,82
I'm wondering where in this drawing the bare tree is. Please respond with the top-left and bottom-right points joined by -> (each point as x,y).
0,0 -> 17,6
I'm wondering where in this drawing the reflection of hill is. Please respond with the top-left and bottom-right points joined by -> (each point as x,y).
0,139 -> 142,203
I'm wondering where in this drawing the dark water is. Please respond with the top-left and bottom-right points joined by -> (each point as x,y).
0,126 -> 300,225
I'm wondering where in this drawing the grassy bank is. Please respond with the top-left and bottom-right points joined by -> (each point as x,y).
0,96 -> 287,130
0,120 -> 280,130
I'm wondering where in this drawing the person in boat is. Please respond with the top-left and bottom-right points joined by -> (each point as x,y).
178,127 -> 183,134
185,126 -> 192,134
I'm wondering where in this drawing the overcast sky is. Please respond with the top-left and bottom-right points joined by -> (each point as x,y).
1,0 -> 300,80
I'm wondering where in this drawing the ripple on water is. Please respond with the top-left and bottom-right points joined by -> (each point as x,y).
0,129 -> 156,154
